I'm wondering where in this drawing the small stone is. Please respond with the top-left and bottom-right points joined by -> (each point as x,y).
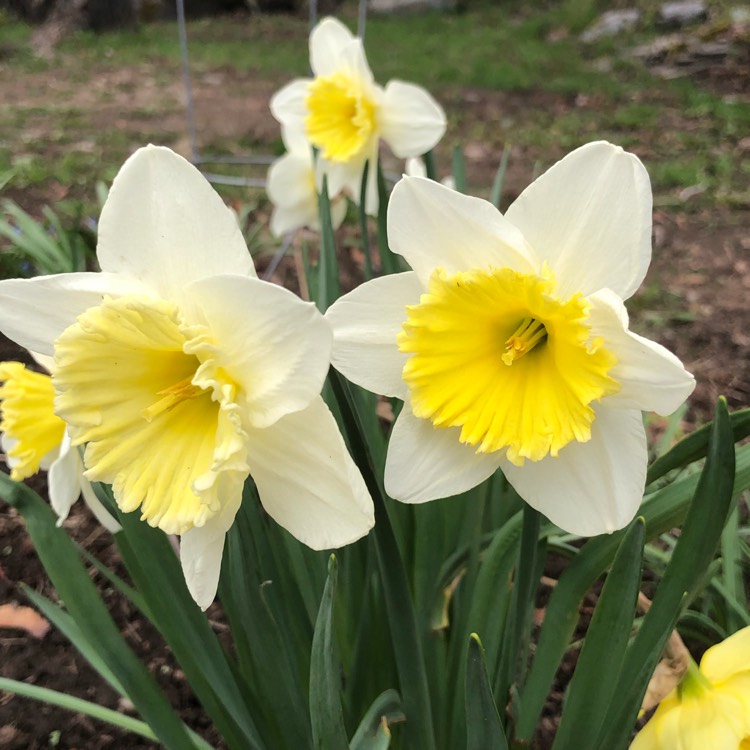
368,0 -> 455,14
658,1 -> 708,28
580,9 -> 641,43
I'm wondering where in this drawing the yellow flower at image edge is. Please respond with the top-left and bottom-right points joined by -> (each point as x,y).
0,145 -> 374,610
0,360 -> 121,532
631,627 -> 750,749
0,361 -> 64,480
326,141 -> 696,537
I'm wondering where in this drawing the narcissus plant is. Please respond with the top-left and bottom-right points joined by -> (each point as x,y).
270,16 -> 446,215
326,141 -> 695,536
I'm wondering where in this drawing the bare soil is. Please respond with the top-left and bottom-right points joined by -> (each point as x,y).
0,13 -> 748,750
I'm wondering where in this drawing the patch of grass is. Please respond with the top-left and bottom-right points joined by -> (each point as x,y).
650,158 -> 704,190
611,102 -> 661,130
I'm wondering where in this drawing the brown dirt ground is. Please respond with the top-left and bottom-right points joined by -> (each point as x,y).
0,13 -> 748,750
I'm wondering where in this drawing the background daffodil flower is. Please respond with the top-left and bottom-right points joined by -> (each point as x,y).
270,16 -> 446,216
325,141 -> 695,537
0,145 -> 374,609
266,130 -> 348,237
631,626 -> 750,749
0,356 -> 120,532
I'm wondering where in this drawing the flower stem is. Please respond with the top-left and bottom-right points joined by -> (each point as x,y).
329,369 -> 437,750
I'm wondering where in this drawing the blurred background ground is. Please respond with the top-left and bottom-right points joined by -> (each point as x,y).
0,0 -> 748,747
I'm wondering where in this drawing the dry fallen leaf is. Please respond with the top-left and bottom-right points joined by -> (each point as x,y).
0,602 -> 51,639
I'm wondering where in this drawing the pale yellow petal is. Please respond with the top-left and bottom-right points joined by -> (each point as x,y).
54,296 -> 249,535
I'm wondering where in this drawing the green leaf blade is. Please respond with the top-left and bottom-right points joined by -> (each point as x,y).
310,555 -> 349,750
465,635 -> 509,750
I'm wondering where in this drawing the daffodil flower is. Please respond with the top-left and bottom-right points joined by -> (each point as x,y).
270,17 -> 446,216
267,131 -> 347,237
326,141 -> 695,536
631,626 -> 750,749
0,145 -> 374,609
0,358 -> 120,532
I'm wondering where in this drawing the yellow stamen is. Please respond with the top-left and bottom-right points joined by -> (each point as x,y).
144,377 -> 204,422
502,317 -> 548,366
305,72 -> 377,162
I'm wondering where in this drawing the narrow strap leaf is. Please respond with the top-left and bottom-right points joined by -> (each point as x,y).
0,476 -> 196,750
375,163 -> 399,275
646,406 -> 750,485
316,174 -> 340,312
349,689 -> 404,748
451,144 -> 467,194
489,146 -> 511,210
551,517 -> 645,750
465,635 -> 509,750
310,555 -> 349,750
0,677 -> 214,750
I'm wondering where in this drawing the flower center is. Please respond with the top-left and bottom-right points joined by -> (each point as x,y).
54,295 -> 249,535
502,316 -> 548,366
0,362 -> 65,481
305,72 -> 376,162
398,266 -> 619,465
143,377 -> 204,422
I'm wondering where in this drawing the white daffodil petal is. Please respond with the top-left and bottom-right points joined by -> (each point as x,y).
180,479 -> 244,610
502,406 -> 647,536
326,272 -> 422,399
309,16 -> 355,77
29,352 -> 54,371
0,272 -> 147,355
281,126 -> 312,154
97,146 -> 256,313
385,407 -> 500,504
246,396 -> 374,549
405,157 -> 427,178
267,152 -> 319,236
267,151 -> 315,208
388,177 -> 536,285
48,439 -> 80,525
79,477 -> 122,533
589,290 -> 695,414
270,200 -> 316,238
504,141 -> 652,300
319,151 -> 371,205
336,38 -> 375,89
380,80 -> 447,159
188,274 -> 332,428
270,79 -> 311,132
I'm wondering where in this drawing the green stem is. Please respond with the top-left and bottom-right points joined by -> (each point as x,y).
358,161 -> 374,280
328,370 -> 437,750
